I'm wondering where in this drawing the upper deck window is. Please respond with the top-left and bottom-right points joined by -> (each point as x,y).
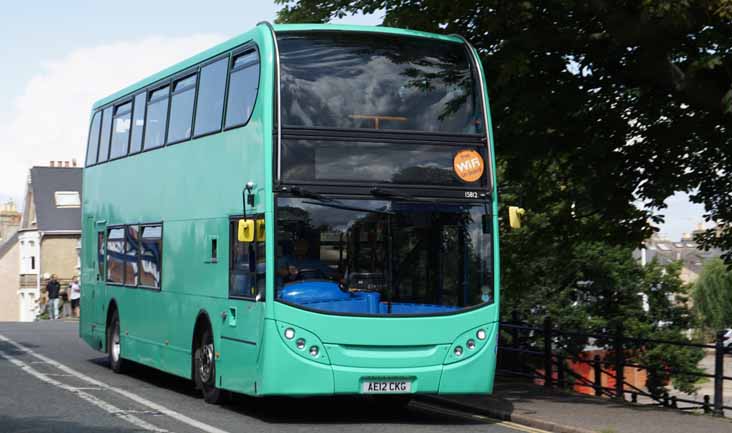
110,101 -> 132,159
194,58 -> 228,136
144,86 -> 170,150
129,93 -> 146,154
278,32 -> 483,134
85,111 -> 101,166
98,106 -> 113,162
224,50 -> 259,128
168,74 -> 197,143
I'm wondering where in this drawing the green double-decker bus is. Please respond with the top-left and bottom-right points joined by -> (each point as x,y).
80,22 -> 500,403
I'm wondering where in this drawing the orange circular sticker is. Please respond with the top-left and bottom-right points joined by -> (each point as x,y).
453,150 -> 484,183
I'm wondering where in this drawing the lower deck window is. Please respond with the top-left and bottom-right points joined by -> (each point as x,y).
124,225 -> 139,286
106,228 -> 125,284
140,225 -> 162,288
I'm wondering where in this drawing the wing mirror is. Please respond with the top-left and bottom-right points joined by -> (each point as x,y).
508,206 -> 526,229
238,219 -> 255,242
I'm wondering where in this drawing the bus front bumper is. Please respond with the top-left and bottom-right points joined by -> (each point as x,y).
256,319 -> 497,396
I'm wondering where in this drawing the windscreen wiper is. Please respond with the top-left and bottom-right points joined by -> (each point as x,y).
369,187 -> 439,203
284,186 -> 394,215
286,186 -> 335,202
301,200 -> 395,215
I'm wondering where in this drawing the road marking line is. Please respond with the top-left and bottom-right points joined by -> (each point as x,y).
0,334 -> 232,433
411,400 -> 553,433
0,346 -> 168,432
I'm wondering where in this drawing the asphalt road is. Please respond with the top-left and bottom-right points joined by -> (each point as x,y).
0,321 -> 529,433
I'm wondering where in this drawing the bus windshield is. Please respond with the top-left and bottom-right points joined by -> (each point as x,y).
275,197 -> 493,316
277,31 -> 483,134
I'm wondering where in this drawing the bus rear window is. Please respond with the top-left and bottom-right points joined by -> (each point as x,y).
277,32 -> 483,135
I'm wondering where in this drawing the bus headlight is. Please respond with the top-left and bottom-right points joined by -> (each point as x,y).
444,323 -> 494,365
276,321 -> 331,365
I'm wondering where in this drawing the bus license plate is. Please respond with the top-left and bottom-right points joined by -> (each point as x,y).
361,380 -> 411,394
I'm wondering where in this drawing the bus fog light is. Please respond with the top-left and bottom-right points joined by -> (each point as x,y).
284,328 -> 295,340
476,329 -> 487,340
309,346 -> 319,357
296,338 -> 306,350
467,339 -> 476,350
454,346 -> 463,356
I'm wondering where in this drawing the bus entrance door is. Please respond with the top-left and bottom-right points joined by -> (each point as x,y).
93,226 -> 105,337
81,216 -> 105,347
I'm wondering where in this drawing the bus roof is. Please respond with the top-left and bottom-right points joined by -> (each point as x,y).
92,23 -> 465,110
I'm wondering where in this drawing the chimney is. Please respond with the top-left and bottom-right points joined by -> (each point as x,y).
49,161 -> 55,167
64,161 -> 69,167
57,160 -> 63,167
72,158 -> 77,167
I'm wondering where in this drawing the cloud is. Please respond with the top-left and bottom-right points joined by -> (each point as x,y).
0,33 -> 226,206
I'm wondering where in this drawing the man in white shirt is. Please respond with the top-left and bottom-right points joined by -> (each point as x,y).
69,276 -> 81,318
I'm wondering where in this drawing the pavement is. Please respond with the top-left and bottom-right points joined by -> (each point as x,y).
0,320 -> 532,433
429,379 -> 732,433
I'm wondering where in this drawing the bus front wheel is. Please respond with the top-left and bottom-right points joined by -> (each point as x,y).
194,327 -> 224,404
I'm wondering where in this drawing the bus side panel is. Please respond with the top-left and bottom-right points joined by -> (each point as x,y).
218,300 -> 265,395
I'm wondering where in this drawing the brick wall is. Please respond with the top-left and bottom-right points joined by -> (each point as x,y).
40,235 -> 80,282
0,240 -> 20,321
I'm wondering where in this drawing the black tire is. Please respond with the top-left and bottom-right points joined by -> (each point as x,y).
107,310 -> 128,373
194,327 -> 224,404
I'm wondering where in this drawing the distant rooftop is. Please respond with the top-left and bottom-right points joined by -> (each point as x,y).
21,164 -> 82,233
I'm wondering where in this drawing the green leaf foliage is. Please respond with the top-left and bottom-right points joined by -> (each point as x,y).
693,258 -> 732,329
275,0 -> 732,262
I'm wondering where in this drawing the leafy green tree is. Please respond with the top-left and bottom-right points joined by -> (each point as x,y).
693,258 -> 732,330
275,0 -> 732,262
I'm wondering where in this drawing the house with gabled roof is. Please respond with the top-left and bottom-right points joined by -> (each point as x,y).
0,162 -> 82,321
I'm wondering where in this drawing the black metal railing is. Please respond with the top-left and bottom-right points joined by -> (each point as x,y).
497,313 -> 731,417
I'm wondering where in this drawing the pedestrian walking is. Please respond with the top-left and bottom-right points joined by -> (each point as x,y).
46,274 -> 61,320
61,283 -> 71,318
69,276 -> 81,318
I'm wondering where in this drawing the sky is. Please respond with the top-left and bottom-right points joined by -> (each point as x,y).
0,1 -> 706,240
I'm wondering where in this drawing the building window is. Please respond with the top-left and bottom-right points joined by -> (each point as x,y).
30,256 -> 35,270
106,227 -> 125,284
194,58 -> 227,136
225,50 -> 259,128
54,191 -> 81,208
140,225 -> 162,289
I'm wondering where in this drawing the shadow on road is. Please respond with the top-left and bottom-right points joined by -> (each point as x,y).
0,415 -> 142,433
89,357 -> 490,426
0,340 -> 43,357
